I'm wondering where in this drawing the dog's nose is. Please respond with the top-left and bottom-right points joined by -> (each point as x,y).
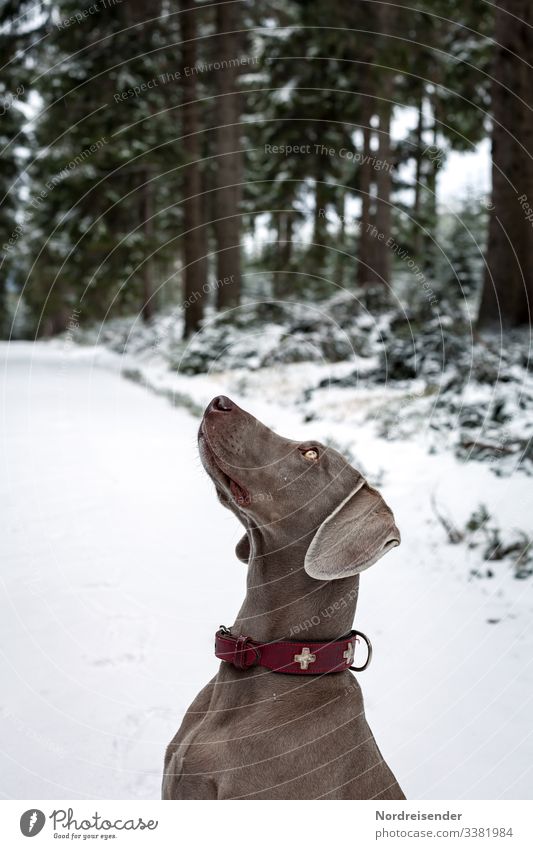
209,395 -> 234,413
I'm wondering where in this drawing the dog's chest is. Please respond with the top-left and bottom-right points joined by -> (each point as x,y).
178,677 -> 370,799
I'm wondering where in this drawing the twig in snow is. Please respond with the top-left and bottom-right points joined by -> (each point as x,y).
430,493 -> 464,544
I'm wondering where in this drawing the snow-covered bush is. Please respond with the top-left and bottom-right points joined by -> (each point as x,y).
72,291 -> 533,476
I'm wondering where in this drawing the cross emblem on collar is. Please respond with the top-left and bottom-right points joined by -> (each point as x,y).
293,647 -> 316,670
343,641 -> 355,666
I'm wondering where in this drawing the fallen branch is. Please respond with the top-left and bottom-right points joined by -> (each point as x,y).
430,493 -> 464,544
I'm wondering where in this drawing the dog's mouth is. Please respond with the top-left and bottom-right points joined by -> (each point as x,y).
227,478 -> 251,506
199,426 -> 251,507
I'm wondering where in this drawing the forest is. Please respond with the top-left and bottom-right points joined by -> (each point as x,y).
2,1 -> 533,802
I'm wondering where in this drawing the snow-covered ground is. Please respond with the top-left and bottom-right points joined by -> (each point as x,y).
1,341 -> 532,799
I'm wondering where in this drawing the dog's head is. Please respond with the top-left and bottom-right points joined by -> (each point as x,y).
198,396 -> 400,580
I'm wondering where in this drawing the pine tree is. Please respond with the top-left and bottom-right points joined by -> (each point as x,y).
245,0 -> 359,296
479,0 -> 533,328
0,1 -> 42,337
181,0 -> 208,338
396,0 -> 491,275
212,0 -> 244,310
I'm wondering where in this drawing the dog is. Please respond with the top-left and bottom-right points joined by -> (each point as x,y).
162,395 -> 405,799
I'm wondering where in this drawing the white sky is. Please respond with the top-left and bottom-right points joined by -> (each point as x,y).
392,106 -> 492,209
438,139 -> 491,208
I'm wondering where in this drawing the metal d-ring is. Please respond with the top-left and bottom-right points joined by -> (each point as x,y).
350,629 -> 373,672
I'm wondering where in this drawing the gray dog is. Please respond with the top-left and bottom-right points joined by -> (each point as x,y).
162,395 -> 405,800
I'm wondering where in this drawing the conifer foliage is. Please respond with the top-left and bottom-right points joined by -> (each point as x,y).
27,0 -> 184,333
0,0 -> 532,335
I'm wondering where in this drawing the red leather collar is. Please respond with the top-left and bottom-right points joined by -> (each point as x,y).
215,627 -> 372,675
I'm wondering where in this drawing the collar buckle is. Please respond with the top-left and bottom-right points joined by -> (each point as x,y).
217,628 -> 260,670
349,629 -> 373,671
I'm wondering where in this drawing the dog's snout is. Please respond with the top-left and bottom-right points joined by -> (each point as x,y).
209,395 -> 234,413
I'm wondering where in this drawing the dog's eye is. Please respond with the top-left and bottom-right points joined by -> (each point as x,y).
302,448 -> 319,461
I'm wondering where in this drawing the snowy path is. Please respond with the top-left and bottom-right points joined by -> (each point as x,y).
0,343 -> 241,799
1,342 -> 532,799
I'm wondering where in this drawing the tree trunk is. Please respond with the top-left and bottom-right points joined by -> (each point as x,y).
311,163 -> 328,267
413,90 -> 425,260
41,306 -> 69,337
371,99 -> 393,286
0,281 -> 7,338
277,210 -> 293,268
356,102 -> 375,287
214,0 -> 243,310
337,191 -> 346,246
274,211 -> 282,266
282,210 -> 293,266
123,0 -> 161,324
478,0 -> 533,329
423,87 -> 441,275
181,0 -> 208,338
357,0 -> 393,288
334,192 -> 346,285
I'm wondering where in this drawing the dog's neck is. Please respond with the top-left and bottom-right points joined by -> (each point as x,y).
232,525 -> 359,643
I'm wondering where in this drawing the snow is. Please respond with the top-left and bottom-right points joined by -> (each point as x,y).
1,340 -> 533,800
0,342 -> 240,799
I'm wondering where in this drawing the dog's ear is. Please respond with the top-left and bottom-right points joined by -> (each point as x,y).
235,532 -> 251,563
304,481 -> 400,581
